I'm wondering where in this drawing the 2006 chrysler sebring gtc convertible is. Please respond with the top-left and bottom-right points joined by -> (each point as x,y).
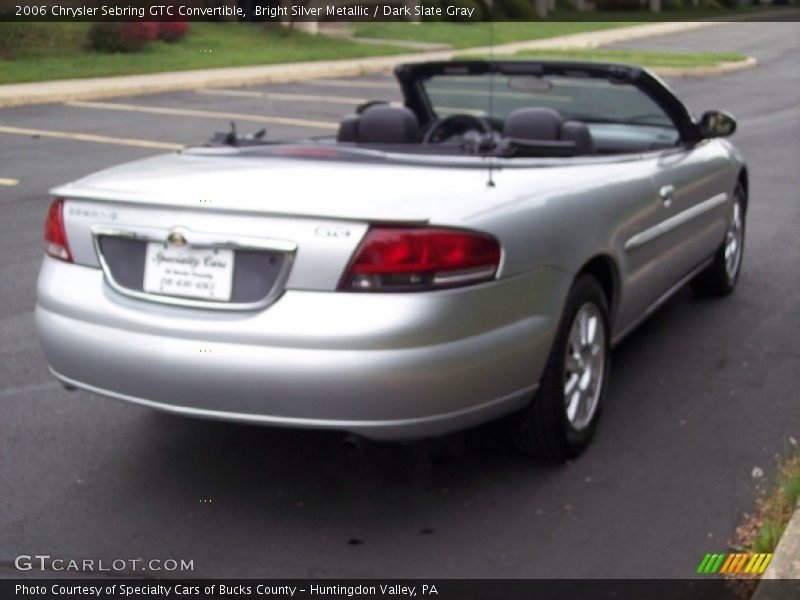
36,61 -> 747,459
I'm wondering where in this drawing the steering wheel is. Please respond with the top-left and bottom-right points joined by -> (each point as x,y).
423,114 -> 493,145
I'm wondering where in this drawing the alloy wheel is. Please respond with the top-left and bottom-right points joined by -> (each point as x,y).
724,200 -> 744,280
564,302 -> 606,431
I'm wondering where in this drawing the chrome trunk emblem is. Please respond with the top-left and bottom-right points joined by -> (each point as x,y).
167,231 -> 187,246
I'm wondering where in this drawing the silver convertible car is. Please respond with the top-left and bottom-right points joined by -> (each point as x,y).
36,61 -> 747,459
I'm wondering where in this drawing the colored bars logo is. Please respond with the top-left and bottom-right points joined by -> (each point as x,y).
696,552 -> 773,575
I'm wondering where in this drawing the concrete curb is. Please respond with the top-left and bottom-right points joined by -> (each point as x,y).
350,37 -> 453,51
751,501 -> 800,599
646,55 -> 758,78
760,501 -> 800,581
0,20 -> 747,108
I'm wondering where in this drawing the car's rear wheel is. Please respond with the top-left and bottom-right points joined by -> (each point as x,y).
511,274 -> 610,460
691,183 -> 746,296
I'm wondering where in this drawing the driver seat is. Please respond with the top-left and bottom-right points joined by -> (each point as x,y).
337,105 -> 421,144
503,107 -> 595,155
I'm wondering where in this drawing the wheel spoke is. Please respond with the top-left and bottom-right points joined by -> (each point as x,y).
565,373 -> 579,395
566,390 -> 580,422
587,316 -> 597,344
579,368 -> 591,391
579,310 -> 589,345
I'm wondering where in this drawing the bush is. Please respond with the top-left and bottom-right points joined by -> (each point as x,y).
0,23 -> 46,58
89,22 -> 159,53
595,0 -> 643,9
662,0 -> 684,9
473,0 -> 493,19
158,21 -> 190,42
0,23 -> 87,59
496,0 -> 536,18
487,1 -> 508,18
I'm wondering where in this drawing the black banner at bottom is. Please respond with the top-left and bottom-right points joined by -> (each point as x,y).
3,579 -> 800,600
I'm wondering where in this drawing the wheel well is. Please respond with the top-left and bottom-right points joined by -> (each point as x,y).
578,255 -> 619,321
738,167 -> 749,212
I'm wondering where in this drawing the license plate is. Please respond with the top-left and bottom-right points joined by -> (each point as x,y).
143,243 -> 234,302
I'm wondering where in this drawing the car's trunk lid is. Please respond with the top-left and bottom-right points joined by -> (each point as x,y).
51,149 -> 496,224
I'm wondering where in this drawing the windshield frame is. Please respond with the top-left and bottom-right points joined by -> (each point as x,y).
394,60 -> 701,145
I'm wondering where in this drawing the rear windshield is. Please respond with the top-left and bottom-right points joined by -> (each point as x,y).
423,72 -> 676,130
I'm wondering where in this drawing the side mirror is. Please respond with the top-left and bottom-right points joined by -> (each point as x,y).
699,110 -> 737,138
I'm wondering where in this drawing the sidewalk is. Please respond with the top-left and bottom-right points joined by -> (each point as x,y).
0,21 -> 735,108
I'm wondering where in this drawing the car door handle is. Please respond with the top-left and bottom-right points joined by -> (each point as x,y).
659,185 -> 675,207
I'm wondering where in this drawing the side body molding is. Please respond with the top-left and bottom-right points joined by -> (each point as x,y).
625,193 -> 728,252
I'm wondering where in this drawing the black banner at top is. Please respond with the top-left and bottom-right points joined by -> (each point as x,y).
1,0 -> 798,22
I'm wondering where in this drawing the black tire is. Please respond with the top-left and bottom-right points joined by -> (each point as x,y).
511,274 -> 611,460
691,183 -> 746,297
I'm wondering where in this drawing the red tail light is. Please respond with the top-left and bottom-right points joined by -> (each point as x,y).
44,198 -> 72,262
340,227 -> 501,292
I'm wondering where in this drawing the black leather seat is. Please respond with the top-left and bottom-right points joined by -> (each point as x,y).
336,114 -> 361,143
560,120 -> 596,156
503,107 -> 595,155
503,107 -> 563,142
336,105 -> 421,144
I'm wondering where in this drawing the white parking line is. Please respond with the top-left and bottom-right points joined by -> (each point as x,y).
0,177 -> 19,186
197,88 -> 380,105
196,89 -> 484,116
0,381 -> 61,398
66,100 -> 338,130
0,125 -> 184,150
309,78 -> 399,90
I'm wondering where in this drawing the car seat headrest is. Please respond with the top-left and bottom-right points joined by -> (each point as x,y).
357,105 -> 421,144
503,107 -> 564,141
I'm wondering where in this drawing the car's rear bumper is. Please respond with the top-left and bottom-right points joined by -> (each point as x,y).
35,256 -> 568,440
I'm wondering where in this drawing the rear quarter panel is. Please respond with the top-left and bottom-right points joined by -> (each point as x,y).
458,140 -> 742,339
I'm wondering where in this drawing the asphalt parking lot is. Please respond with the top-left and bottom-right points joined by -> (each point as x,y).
1,22 -> 799,579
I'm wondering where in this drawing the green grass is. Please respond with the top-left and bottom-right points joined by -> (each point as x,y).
0,10 -> 777,85
461,47 -> 748,68
351,4 -> 785,48
753,452 -> 800,553
354,21 -> 633,49
732,450 -> 800,564
0,22 -> 410,84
